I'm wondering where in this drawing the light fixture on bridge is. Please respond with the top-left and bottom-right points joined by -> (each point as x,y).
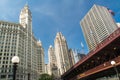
110,60 -> 120,80
111,60 -> 116,65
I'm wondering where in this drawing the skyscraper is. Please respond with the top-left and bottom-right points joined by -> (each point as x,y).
73,49 -> 86,63
54,32 -> 70,75
37,40 -> 45,74
117,23 -> 120,28
20,4 -> 34,80
44,64 -> 49,74
48,45 -> 58,77
68,49 -> 75,67
0,4 -> 45,80
80,4 -> 118,51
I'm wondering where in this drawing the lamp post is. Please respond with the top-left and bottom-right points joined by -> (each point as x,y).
28,73 -> 30,80
11,56 -> 20,80
110,60 -> 120,80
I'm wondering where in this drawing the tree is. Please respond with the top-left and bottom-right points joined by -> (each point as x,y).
39,73 -> 54,80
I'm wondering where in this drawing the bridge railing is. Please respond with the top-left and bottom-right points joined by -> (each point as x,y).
77,56 -> 120,79
74,28 -> 120,68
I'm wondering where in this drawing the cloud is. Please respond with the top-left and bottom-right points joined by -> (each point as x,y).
32,3 -> 56,16
0,0 -> 24,22
32,3 -> 67,30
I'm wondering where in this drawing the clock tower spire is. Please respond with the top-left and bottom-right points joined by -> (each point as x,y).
19,4 -> 32,33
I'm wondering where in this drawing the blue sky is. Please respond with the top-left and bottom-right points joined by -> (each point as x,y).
0,0 -> 120,63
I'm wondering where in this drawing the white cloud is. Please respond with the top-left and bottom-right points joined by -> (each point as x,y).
32,3 -> 66,28
33,4 -> 56,16
0,0 -> 24,22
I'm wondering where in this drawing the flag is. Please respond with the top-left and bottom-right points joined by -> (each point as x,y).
81,42 -> 84,48
107,8 -> 115,16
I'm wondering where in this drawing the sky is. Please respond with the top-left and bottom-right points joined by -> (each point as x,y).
0,0 -> 120,63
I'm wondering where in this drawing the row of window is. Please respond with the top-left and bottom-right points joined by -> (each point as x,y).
0,23 -> 19,27
0,49 -> 16,52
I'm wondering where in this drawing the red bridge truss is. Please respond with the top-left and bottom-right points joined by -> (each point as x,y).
61,28 -> 120,80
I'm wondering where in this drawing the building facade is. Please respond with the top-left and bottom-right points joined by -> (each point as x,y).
73,49 -> 86,63
37,40 -> 45,74
80,4 -> 118,51
117,23 -> 120,28
68,49 -> 75,67
54,32 -> 70,76
44,64 -> 49,74
0,5 -> 45,80
48,45 -> 58,77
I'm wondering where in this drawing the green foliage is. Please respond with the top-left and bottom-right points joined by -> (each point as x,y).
39,73 -> 54,80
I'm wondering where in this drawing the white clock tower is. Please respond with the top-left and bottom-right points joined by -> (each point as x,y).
19,4 -> 32,33
19,4 -> 33,80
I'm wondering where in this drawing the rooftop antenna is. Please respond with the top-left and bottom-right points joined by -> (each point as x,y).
25,0 -> 29,7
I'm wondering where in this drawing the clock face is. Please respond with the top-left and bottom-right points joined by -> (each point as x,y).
20,14 -> 25,19
21,17 -> 26,21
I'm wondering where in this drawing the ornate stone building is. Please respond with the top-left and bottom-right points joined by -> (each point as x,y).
54,32 -> 70,76
48,45 -> 58,77
0,4 -> 45,80
68,49 -> 75,67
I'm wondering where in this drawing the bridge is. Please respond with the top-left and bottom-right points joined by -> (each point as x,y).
61,28 -> 120,80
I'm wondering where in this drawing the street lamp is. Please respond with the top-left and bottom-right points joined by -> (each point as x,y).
11,56 -> 20,80
110,60 -> 120,80
28,73 -> 30,80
